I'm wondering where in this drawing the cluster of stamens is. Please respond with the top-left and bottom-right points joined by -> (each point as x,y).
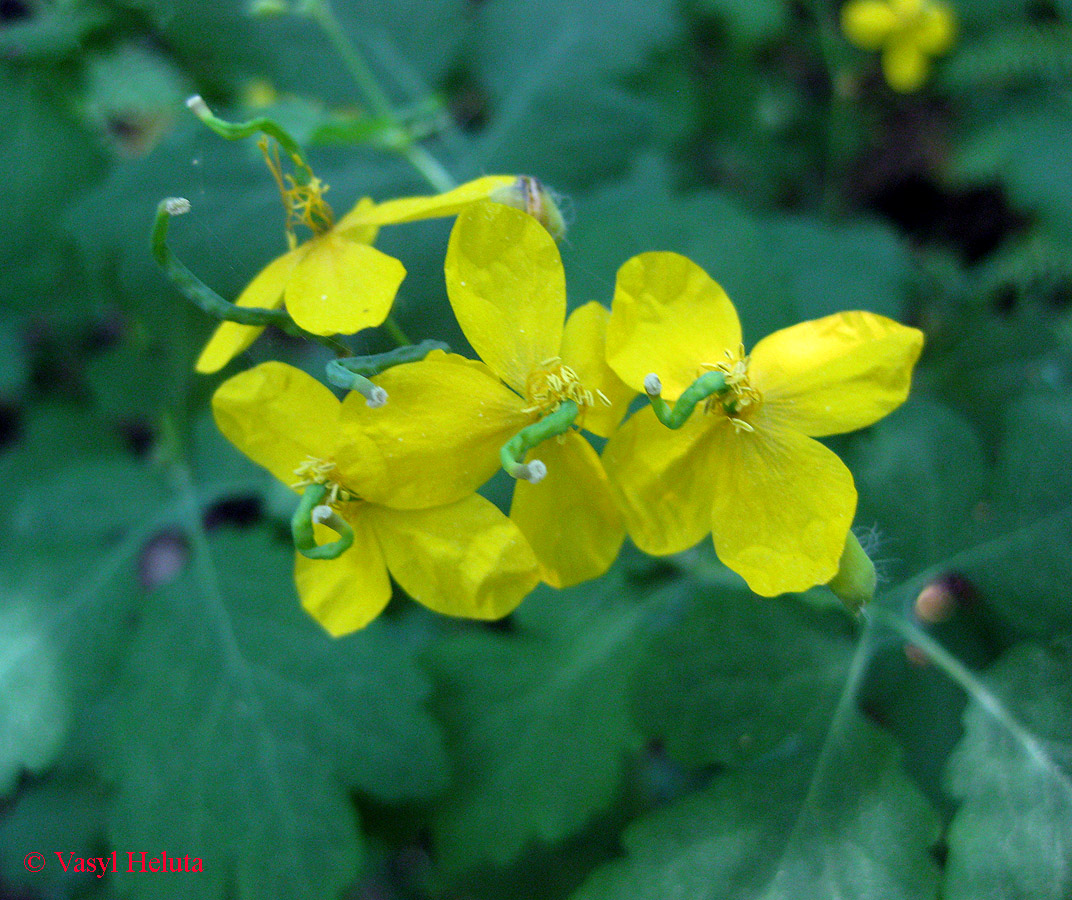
291,456 -> 356,506
260,138 -> 335,248
702,345 -> 762,433
524,357 -> 610,423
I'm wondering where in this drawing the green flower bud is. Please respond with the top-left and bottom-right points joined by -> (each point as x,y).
490,176 -> 567,241
828,529 -> 876,612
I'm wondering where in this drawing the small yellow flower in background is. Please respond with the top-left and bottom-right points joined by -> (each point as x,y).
603,252 -> 924,597
340,201 -> 635,589
195,170 -> 517,374
212,361 -> 539,635
841,0 -> 956,92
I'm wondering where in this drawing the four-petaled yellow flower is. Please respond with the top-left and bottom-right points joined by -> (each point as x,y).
196,172 -> 518,373
338,201 -> 635,589
841,0 -> 956,92
212,360 -> 539,635
602,252 -> 924,597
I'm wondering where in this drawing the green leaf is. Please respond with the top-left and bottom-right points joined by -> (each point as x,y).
695,0 -> 789,47
427,577 -> 658,872
566,158 -> 911,339
943,640 -> 1072,900
959,388 -> 1072,636
846,399 -> 988,578
104,502 -> 447,900
0,538 -> 142,799
0,770 -> 109,895
632,590 -> 856,769
471,0 -> 681,101
572,714 -> 941,900
953,104 -> 1072,238
462,0 -> 682,187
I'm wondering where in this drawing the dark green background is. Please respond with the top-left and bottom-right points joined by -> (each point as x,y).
2,0 -> 1071,898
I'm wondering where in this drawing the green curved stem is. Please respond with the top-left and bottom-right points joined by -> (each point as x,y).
501,401 -> 579,482
152,200 -> 348,355
648,370 -> 729,429
291,484 -> 355,560
326,339 -> 449,405
186,94 -> 305,159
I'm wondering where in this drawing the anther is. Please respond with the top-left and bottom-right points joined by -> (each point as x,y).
644,373 -> 662,397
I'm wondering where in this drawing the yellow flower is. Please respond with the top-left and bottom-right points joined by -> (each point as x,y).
195,170 -> 518,373
338,201 -> 635,589
602,252 -> 924,596
841,0 -> 956,92
211,361 -> 539,635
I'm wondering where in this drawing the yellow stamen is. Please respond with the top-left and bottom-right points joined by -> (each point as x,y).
291,456 -> 356,506
259,137 -> 335,248
523,356 -> 610,426
700,344 -> 762,432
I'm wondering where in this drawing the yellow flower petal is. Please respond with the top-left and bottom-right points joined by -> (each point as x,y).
212,361 -> 339,485
195,246 -> 305,374
602,405 -> 717,556
559,301 -> 636,439
510,431 -> 624,588
882,37 -> 931,91
336,351 -> 530,510
607,252 -> 742,400
841,0 -> 899,50
708,418 -> 857,596
446,201 -> 565,393
337,175 -> 516,227
332,197 -> 381,243
913,3 -> 956,55
368,495 -> 538,620
294,512 -> 392,636
749,311 -> 924,437
285,234 -> 406,336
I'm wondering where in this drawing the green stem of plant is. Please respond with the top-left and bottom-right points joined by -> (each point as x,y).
501,400 -> 579,482
186,95 -> 304,159
803,0 -> 855,213
865,605 -> 1056,767
648,371 -> 728,429
383,315 -> 413,347
152,199 -> 348,355
400,143 -> 457,192
307,0 -> 395,120
291,484 -> 355,560
305,0 -> 457,192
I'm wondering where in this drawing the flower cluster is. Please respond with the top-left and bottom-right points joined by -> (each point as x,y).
841,0 -> 956,92
206,168 -> 923,635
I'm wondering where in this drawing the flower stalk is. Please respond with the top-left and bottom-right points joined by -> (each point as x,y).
290,483 -> 355,560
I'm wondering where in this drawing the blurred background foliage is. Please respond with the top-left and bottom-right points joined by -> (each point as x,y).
2,0 -> 1072,898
